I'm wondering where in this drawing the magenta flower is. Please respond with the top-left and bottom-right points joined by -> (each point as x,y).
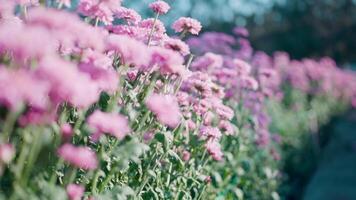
66,184 -> 84,200
149,0 -> 170,15
146,93 -> 181,128
57,144 -> 98,170
0,144 -> 15,164
87,110 -> 130,141
172,17 -> 202,35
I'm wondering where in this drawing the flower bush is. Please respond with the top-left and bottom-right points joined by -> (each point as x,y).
0,1 -> 355,200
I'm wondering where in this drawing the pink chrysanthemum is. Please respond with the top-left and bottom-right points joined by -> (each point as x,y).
66,184 -> 84,200
105,34 -> 150,68
149,0 -> 170,15
172,17 -> 202,35
114,6 -> 141,25
0,143 -> 15,164
58,144 -> 98,170
146,93 -> 181,128
150,46 -> 186,77
87,110 -> 130,141
205,139 -> 223,161
163,38 -> 190,56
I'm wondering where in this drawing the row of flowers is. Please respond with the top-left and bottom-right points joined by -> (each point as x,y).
0,0 -> 355,199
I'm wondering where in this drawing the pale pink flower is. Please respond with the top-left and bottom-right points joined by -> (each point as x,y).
0,68 -> 49,111
66,184 -> 84,200
78,0 -> 122,25
37,57 -> 100,108
139,18 -> 166,35
0,144 -> 15,164
114,6 -> 141,25
233,27 -> 249,37
233,59 -> 251,75
163,38 -> 190,56
105,34 -> 150,68
58,144 -> 98,170
87,110 -> 130,141
192,53 -> 223,71
240,76 -> 259,90
149,0 -> 170,15
0,23 -> 55,61
61,123 -> 73,142
146,94 -> 181,128
219,120 -> 234,135
205,139 -> 223,161
199,126 -> 222,140
27,7 -> 106,51
172,17 -> 202,35
79,49 -> 118,93
150,46 -> 186,76
182,150 -> 190,161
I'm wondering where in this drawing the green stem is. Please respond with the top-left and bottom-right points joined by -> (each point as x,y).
21,128 -> 43,185
50,159 -> 64,184
147,13 -> 159,46
64,167 -> 78,185
1,108 -> 22,142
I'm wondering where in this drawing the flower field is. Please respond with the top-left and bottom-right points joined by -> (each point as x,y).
0,0 -> 355,199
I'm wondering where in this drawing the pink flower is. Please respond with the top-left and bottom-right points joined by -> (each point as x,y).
105,34 -> 150,68
172,17 -> 202,35
182,150 -> 190,162
163,38 -> 190,56
0,144 -> 15,164
150,46 -> 186,76
139,18 -> 166,35
233,27 -> 249,37
66,184 -> 84,200
61,123 -> 73,142
205,139 -> 223,161
57,144 -> 98,170
114,7 -> 141,25
27,7 -> 106,51
199,126 -> 222,140
146,94 -> 181,128
192,53 -> 223,71
219,120 -> 234,135
0,68 -> 49,111
0,23 -> 55,61
79,49 -> 118,94
87,110 -> 130,141
37,56 -> 100,108
233,59 -> 251,75
240,76 -> 259,90
78,0 -> 122,25
149,0 -> 170,15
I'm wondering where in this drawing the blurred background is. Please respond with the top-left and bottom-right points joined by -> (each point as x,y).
125,0 -> 356,65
